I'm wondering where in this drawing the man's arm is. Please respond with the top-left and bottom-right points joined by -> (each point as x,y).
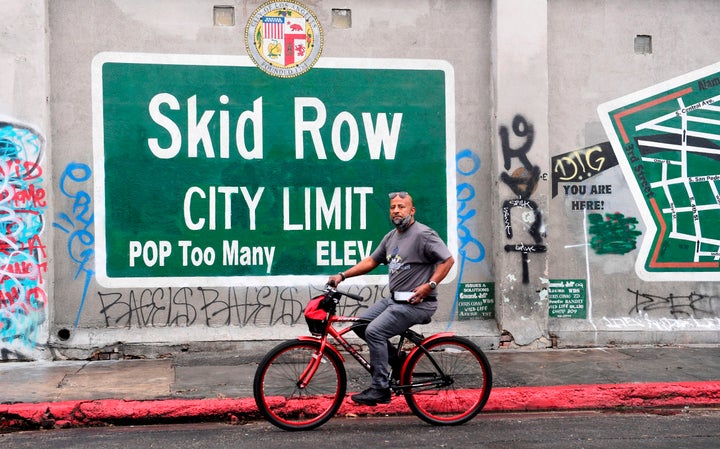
327,256 -> 381,286
429,256 -> 454,285
409,256 -> 455,304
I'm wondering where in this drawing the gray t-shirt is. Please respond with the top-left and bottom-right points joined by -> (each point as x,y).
370,221 -> 452,295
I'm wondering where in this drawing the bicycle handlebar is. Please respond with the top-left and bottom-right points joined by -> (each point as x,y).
324,284 -> 366,302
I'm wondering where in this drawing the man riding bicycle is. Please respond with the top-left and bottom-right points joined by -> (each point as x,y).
327,191 -> 454,406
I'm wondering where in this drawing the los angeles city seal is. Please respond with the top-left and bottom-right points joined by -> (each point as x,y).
245,0 -> 323,78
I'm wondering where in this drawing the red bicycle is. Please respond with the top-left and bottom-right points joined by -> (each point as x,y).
253,285 -> 493,431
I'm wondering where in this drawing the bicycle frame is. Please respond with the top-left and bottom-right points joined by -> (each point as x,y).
296,314 -> 369,389
297,311 -> 456,392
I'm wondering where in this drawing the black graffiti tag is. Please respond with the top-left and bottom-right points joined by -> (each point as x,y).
500,114 -> 540,199
500,114 -> 545,284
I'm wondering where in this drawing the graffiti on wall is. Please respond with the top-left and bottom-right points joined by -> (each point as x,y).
552,142 -> 643,255
53,162 -> 95,328
499,114 -> 546,284
98,284 -> 386,329
627,288 -> 720,318
587,212 -> 642,255
451,148 -> 488,323
553,143 -> 616,212
551,142 -> 618,199
603,314 -> 720,331
0,119 -> 47,351
456,149 -> 486,268
602,288 -> 720,331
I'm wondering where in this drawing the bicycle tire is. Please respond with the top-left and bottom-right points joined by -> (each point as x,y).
253,339 -> 347,431
402,335 -> 492,425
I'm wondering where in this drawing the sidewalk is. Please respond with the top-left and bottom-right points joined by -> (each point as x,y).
1,345 -> 719,430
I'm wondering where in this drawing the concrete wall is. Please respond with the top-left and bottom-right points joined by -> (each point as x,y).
547,0 -> 720,346
0,0 -> 51,360
0,0 -> 718,361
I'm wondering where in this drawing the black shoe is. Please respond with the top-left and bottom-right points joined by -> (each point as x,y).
351,387 -> 391,406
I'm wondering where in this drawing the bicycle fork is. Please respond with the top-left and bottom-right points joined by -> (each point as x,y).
297,350 -> 324,389
296,338 -> 339,389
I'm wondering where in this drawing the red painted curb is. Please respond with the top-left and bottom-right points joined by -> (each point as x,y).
2,381 -> 718,429
336,381 -> 720,416
483,381 -> 720,412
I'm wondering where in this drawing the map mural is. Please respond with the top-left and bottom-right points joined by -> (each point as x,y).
599,62 -> 720,281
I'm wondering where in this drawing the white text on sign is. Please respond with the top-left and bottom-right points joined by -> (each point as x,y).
147,95 -> 403,161
182,185 -> 373,231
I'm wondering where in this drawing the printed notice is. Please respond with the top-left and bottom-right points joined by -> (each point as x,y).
549,279 -> 587,319
458,282 -> 494,320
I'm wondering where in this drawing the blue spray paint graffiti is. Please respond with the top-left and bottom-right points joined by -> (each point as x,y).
0,120 -> 48,350
53,162 -> 95,328
449,149 -> 486,325
456,149 -> 486,265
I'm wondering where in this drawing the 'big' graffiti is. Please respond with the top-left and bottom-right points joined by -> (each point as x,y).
0,118 -> 48,353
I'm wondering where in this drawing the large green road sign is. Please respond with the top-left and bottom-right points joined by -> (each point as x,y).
92,53 -> 456,287
598,62 -> 720,281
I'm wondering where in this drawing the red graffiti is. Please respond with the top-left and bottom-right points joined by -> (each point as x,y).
0,285 -> 45,312
0,160 -> 43,180
7,184 -> 47,209
0,287 -> 20,307
25,235 -> 47,259
0,236 -> 18,255
1,260 -> 46,283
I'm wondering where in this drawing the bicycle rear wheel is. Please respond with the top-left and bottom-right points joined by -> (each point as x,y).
402,335 -> 492,425
253,339 -> 346,431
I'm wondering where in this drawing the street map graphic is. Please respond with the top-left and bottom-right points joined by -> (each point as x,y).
599,62 -> 720,281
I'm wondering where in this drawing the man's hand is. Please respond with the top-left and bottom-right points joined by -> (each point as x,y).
408,257 -> 454,304
410,283 -> 434,304
327,274 -> 343,287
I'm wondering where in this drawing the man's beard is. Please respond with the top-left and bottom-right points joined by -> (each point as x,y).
392,215 -> 413,231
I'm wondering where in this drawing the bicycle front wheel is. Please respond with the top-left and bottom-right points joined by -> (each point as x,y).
253,339 -> 346,431
402,335 -> 492,425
